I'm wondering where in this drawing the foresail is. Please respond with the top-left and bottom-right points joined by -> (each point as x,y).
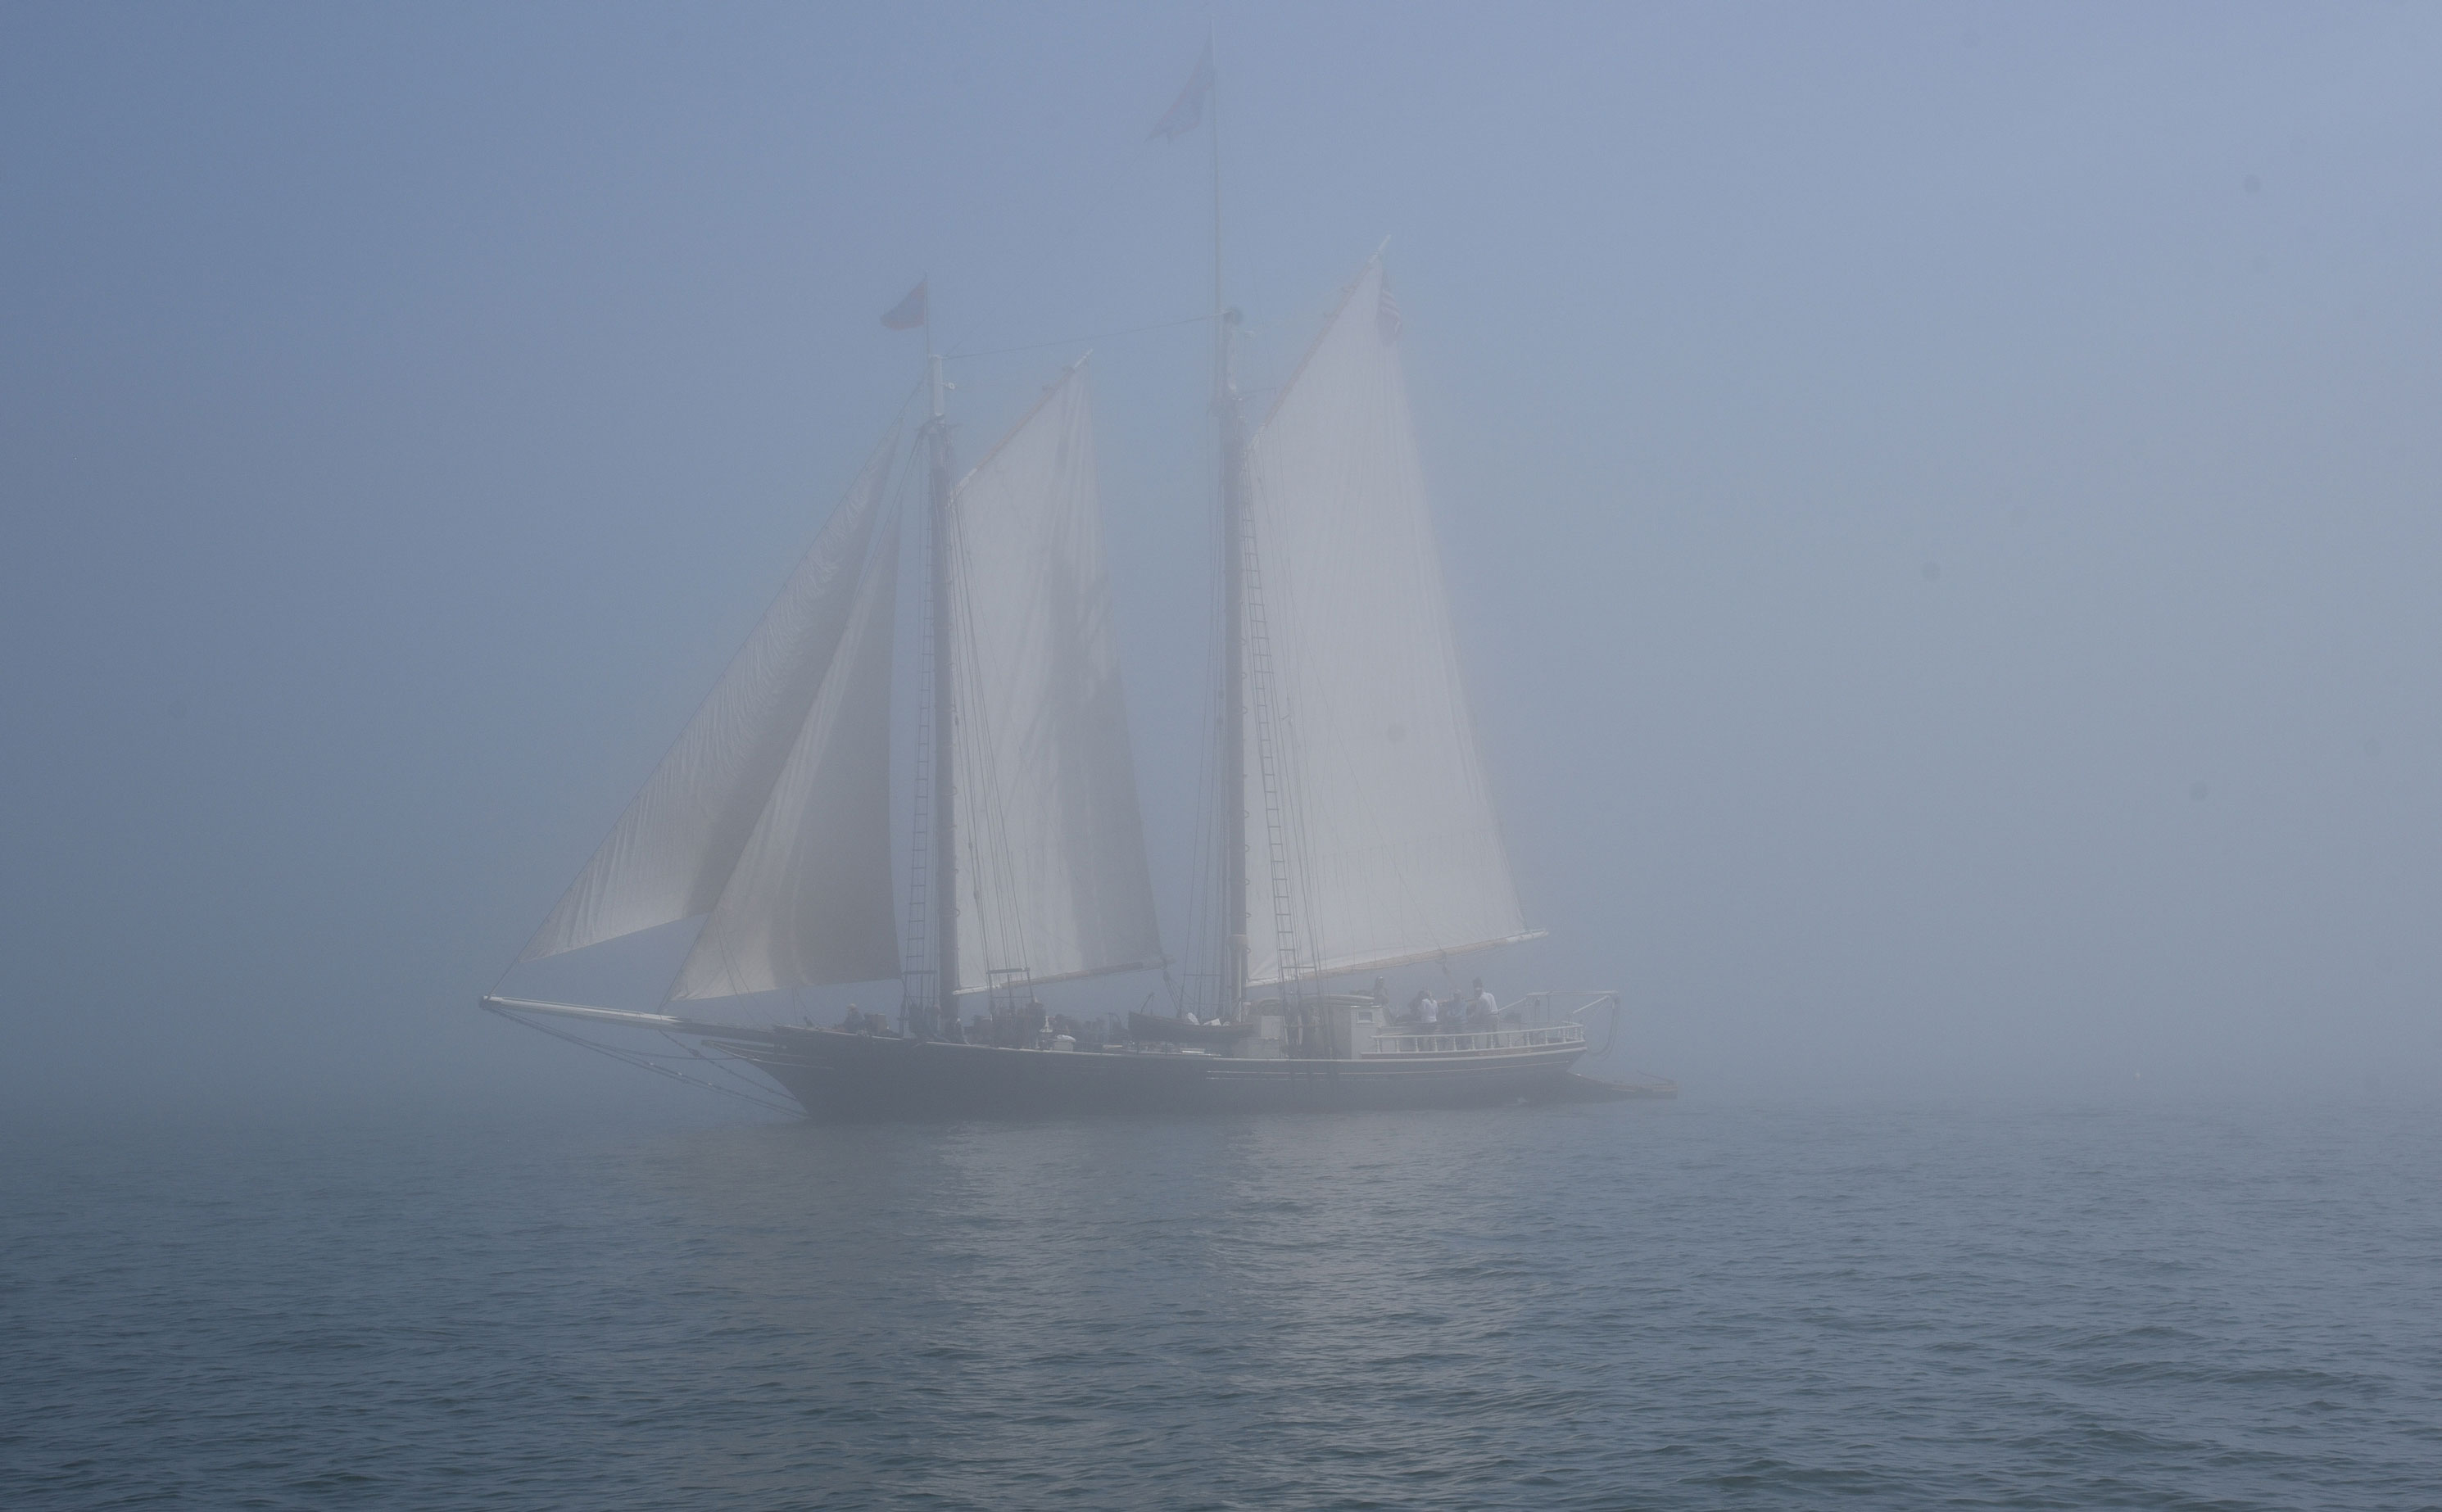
1239,260 -> 1532,988
668,509 -> 904,1000
520,426 -> 895,962
946,365 -> 1165,994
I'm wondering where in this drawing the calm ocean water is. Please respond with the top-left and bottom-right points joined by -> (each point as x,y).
4,1094 -> 2437,1510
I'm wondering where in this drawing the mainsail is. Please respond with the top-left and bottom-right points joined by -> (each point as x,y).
668,509 -> 904,1000
520,428 -> 897,962
1238,260 -> 1535,987
945,364 -> 1165,994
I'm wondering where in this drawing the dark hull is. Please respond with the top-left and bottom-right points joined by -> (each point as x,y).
718,1027 -> 1591,1123
1126,1010 -> 1251,1048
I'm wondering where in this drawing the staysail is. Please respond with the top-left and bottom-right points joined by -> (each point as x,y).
945,364 -> 1165,994
1238,260 -> 1536,987
520,426 -> 898,962
668,507 -> 905,1000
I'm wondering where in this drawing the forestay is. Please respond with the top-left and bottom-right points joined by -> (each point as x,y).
668,509 -> 905,1001
945,364 -> 1165,994
520,427 -> 896,962
1239,260 -> 1534,986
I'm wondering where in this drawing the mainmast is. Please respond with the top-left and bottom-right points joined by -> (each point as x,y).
924,333 -> 957,1040
1209,43 -> 1251,1018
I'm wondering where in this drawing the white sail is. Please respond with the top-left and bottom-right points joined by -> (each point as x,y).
520,428 -> 895,962
945,364 -> 1165,994
668,509 -> 904,1000
1239,260 -> 1535,987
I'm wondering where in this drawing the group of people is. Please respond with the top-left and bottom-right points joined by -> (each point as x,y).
838,987 -> 1506,1041
1383,976 -> 1504,1034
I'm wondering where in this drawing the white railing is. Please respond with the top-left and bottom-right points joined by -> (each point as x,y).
1365,1023 -> 1585,1056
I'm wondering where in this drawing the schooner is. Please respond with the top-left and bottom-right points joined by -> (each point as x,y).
484,57 -> 1655,1120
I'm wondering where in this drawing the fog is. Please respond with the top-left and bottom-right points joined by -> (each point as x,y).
4,2 -> 2436,1123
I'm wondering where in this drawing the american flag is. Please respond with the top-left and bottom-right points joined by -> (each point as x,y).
1376,281 -> 1402,342
880,279 -> 928,332
1149,42 -> 1214,141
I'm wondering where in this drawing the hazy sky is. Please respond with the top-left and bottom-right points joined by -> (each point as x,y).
5,2 -> 2435,1117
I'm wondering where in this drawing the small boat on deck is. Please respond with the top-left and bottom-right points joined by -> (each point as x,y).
1126,1010 -> 1253,1048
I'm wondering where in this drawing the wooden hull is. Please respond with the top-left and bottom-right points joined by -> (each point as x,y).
1126,1010 -> 1252,1048
715,1027 -> 1592,1123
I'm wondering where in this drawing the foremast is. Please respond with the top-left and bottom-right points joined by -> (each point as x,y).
922,335 -> 957,1040
1208,43 -> 1252,1021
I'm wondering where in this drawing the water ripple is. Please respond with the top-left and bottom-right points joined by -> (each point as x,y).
3,1099 -> 2438,1509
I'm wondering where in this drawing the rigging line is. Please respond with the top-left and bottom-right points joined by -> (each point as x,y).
660,1029 -> 795,1100
944,469 -> 1033,1008
899,436 -> 938,1003
1594,998 -> 1624,1058
940,371 -> 1108,1013
674,466 -> 922,1007
1248,478 -> 1325,1003
943,314 -> 1208,364
883,423 -> 936,1008
497,1010 -> 798,1116
1239,450 -> 1315,1010
1179,427 -> 1230,1016
495,385 -> 926,1002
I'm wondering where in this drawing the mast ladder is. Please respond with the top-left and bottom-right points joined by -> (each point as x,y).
899,541 -> 938,1025
1238,523 -> 1307,1023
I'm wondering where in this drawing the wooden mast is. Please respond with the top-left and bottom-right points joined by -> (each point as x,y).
1209,35 -> 1250,1019
925,329 -> 958,1039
